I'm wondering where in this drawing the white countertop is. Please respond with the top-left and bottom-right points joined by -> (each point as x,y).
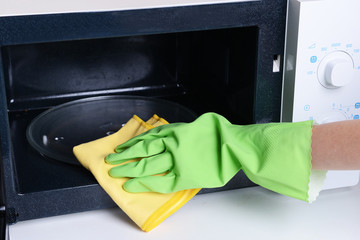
9,184 -> 360,240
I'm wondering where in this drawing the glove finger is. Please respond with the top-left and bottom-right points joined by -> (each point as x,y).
114,126 -> 167,152
123,172 -> 177,193
114,135 -> 151,152
105,138 -> 165,164
108,152 -> 173,178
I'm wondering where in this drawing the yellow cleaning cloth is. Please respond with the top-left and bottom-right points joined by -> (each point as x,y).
73,114 -> 201,232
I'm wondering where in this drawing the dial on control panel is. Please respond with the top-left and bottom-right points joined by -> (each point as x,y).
317,51 -> 355,88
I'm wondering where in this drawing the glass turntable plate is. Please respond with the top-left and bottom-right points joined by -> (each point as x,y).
26,95 -> 197,165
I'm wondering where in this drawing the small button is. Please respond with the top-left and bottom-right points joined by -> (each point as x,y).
310,56 -> 317,63
304,105 -> 310,111
354,115 -> 359,120
355,102 -> 360,109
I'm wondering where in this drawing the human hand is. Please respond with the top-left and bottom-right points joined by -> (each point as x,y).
105,113 -> 242,193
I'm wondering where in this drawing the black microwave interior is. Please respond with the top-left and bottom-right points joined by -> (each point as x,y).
2,27 -> 257,196
4,27 -> 258,120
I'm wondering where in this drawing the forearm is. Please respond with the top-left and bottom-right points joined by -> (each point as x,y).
311,120 -> 360,170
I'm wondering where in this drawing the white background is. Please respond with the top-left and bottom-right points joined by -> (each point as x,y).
0,0 -> 254,17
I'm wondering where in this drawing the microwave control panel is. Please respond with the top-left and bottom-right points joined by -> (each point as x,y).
282,0 -> 360,189
297,44 -> 360,123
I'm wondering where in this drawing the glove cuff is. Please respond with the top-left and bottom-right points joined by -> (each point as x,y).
308,169 -> 327,203
241,120 -> 316,202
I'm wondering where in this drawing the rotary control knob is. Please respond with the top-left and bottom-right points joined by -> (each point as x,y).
317,51 -> 355,88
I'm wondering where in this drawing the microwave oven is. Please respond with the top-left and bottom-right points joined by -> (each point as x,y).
0,0 -> 288,230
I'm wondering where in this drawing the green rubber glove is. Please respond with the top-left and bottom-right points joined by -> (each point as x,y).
106,113 -> 313,201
